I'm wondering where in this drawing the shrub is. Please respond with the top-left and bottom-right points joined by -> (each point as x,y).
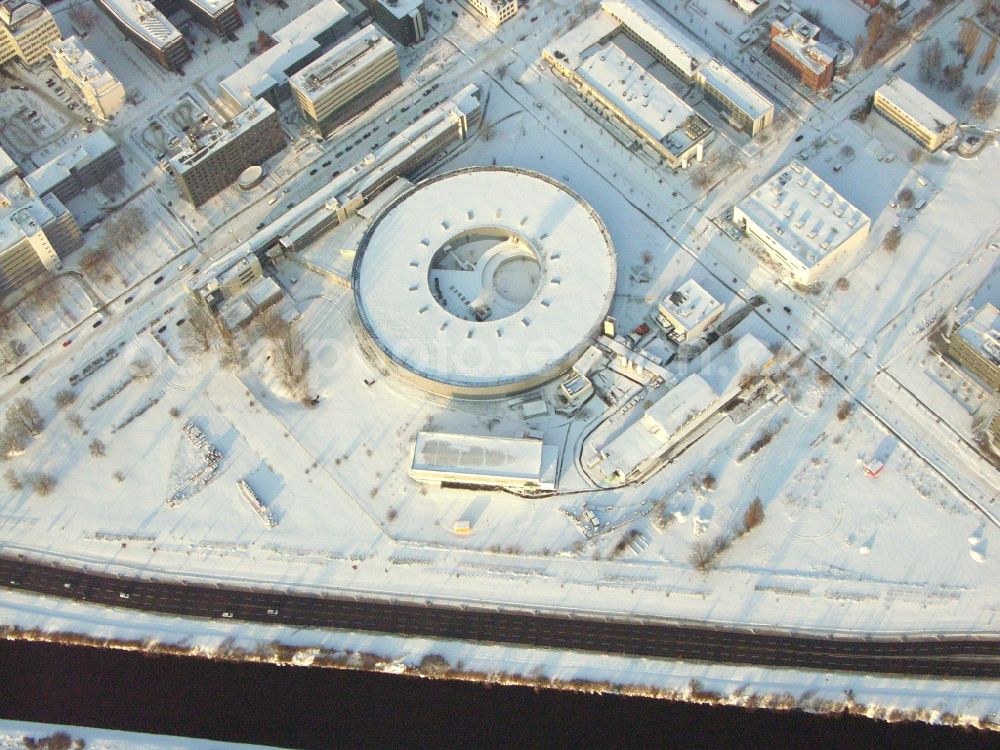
4,468 -> 21,491
701,474 -> 717,491
743,497 -> 765,531
54,389 -> 77,409
112,470 -> 125,483
836,400 -> 855,421
835,277 -> 850,291
89,438 -> 106,457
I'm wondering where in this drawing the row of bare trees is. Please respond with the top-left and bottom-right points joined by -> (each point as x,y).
81,207 -> 148,284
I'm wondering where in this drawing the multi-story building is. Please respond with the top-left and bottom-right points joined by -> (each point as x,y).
0,177 -> 82,295
365,0 -> 427,45
218,0 -> 351,111
655,279 -> 723,342
0,0 -> 61,66
948,303 -> 1000,391
873,77 -> 957,152
290,27 -> 401,138
726,0 -> 768,16
171,99 -> 287,207
464,0 -> 517,25
93,0 -> 191,72
544,23 -> 712,170
733,160 -> 870,286
24,131 -> 124,204
769,12 -> 835,91
160,0 -> 241,37
49,37 -> 127,120
600,0 -> 774,135
0,146 -> 18,183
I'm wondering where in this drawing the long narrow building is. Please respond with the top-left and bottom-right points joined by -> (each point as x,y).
290,26 -> 401,138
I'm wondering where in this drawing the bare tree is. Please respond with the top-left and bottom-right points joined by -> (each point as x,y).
28,472 -> 56,496
958,20 -> 982,66
919,38 -> 943,83
897,187 -> 915,207
959,84 -> 978,107
0,427 -> 26,457
180,303 -> 218,355
67,414 -> 85,434
883,226 -> 903,253
69,4 -> 97,28
271,319 -> 311,399
218,328 -> 246,370
971,86 -> 999,119
6,398 -> 44,437
743,497 -> 765,531
0,339 -> 26,369
99,170 -> 126,196
129,356 -> 156,381
112,470 -> 125,482
978,36 -> 998,75
89,438 -> 106,457
54,389 -> 77,409
940,63 -> 965,91
3,468 -> 21,491
907,147 -> 924,164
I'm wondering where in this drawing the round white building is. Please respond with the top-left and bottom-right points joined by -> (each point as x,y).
353,167 -> 617,398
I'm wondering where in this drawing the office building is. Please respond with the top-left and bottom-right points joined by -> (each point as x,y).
365,0 -> 427,45
0,177 -> 82,295
24,131 -> 124,204
290,26 -> 400,138
0,0 -> 61,66
165,0 -> 242,37
948,303 -> 1000,391
93,0 -> 190,72
733,160 -> 870,285
171,99 -> 286,207
464,0 -> 517,26
873,77 -> 957,152
219,0 -> 351,111
50,37 -> 127,120
769,12 -> 835,91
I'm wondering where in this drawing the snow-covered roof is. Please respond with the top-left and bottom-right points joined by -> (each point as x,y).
354,167 -> 617,394
734,159 -> 870,269
698,59 -> 773,121
218,0 -> 348,107
730,0 -> 766,14
0,177 -> 62,249
659,279 -> 722,333
0,0 -> 47,27
576,43 -> 706,154
875,77 -> 957,135
49,36 -> 122,93
0,145 -> 16,181
289,26 -> 394,100
411,432 -> 547,484
372,0 -> 423,19
770,13 -> 835,76
699,332 -> 772,394
170,99 -> 275,175
94,0 -> 181,48
600,0 -> 710,77
24,130 -> 117,197
955,303 -> 1000,366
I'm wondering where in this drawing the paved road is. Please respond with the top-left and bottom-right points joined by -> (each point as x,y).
2,556 -> 999,679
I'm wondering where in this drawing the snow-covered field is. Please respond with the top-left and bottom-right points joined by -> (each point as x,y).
1,0 -> 999,727
0,720 -> 285,750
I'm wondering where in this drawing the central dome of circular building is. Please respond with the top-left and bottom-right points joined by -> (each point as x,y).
352,167 -> 617,398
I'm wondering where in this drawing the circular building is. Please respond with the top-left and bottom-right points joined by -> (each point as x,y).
353,167 -> 617,398
237,165 -> 264,190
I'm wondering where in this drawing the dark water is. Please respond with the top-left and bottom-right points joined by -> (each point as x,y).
0,639 -> 997,750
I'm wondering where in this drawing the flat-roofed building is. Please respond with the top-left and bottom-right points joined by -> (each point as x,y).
544,18 -> 713,170
0,0 -> 61,66
599,0 -> 774,135
171,99 -> 286,207
464,0 -> 517,26
168,0 -> 242,37
93,0 -> 190,72
290,26 -> 401,138
726,0 -> 768,16
733,159 -> 870,285
948,303 -> 1000,391
769,12 -> 835,91
0,146 -> 18,183
365,0 -> 427,45
655,279 -> 723,341
0,177 -> 81,295
24,130 -> 124,204
218,0 -> 351,111
50,37 -> 127,120
873,77 -> 957,152
410,431 -> 560,490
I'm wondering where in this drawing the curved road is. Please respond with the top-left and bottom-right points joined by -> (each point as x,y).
1,556 -> 999,679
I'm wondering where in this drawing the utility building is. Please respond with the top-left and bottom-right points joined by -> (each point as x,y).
171,99 -> 286,207
733,160 -> 870,286
290,26 -> 401,138
873,77 -> 957,153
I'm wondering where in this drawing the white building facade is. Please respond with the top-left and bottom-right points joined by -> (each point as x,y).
50,37 -> 127,120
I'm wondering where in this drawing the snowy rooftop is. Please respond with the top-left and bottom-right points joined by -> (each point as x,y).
955,303 -> 1000,366
411,432 -> 546,483
0,177 -> 60,248
698,59 -> 773,121
24,130 -> 117,197
735,160 -> 870,268
0,145 -> 16,180
770,13 -> 835,76
600,0 -> 710,77
218,0 -> 348,107
875,77 -> 957,135
730,0 -> 765,13
699,332 -> 773,394
372,0 -> 423,19
170,100 -> 275,175
0,0 -> 46,26
659,279 -> 722,331
577,43 -> 708,154
95,0 -> 181,48
354,167 -> 617,391
49,36 -> 121,92
290,26 -> 394,98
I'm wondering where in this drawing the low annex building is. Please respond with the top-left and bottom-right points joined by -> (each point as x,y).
655,279 -> 723,342
769,12 -> 835,91
290,26 -> 401,138
410,431 -> 560,490
948,303 -> 1000,391
50,37 -> 127,120
873,77 -> 957,153
733,159 -> 870,286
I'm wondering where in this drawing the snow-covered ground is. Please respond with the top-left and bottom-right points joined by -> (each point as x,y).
1,0 -> 999,727
0,720 -> 286,750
